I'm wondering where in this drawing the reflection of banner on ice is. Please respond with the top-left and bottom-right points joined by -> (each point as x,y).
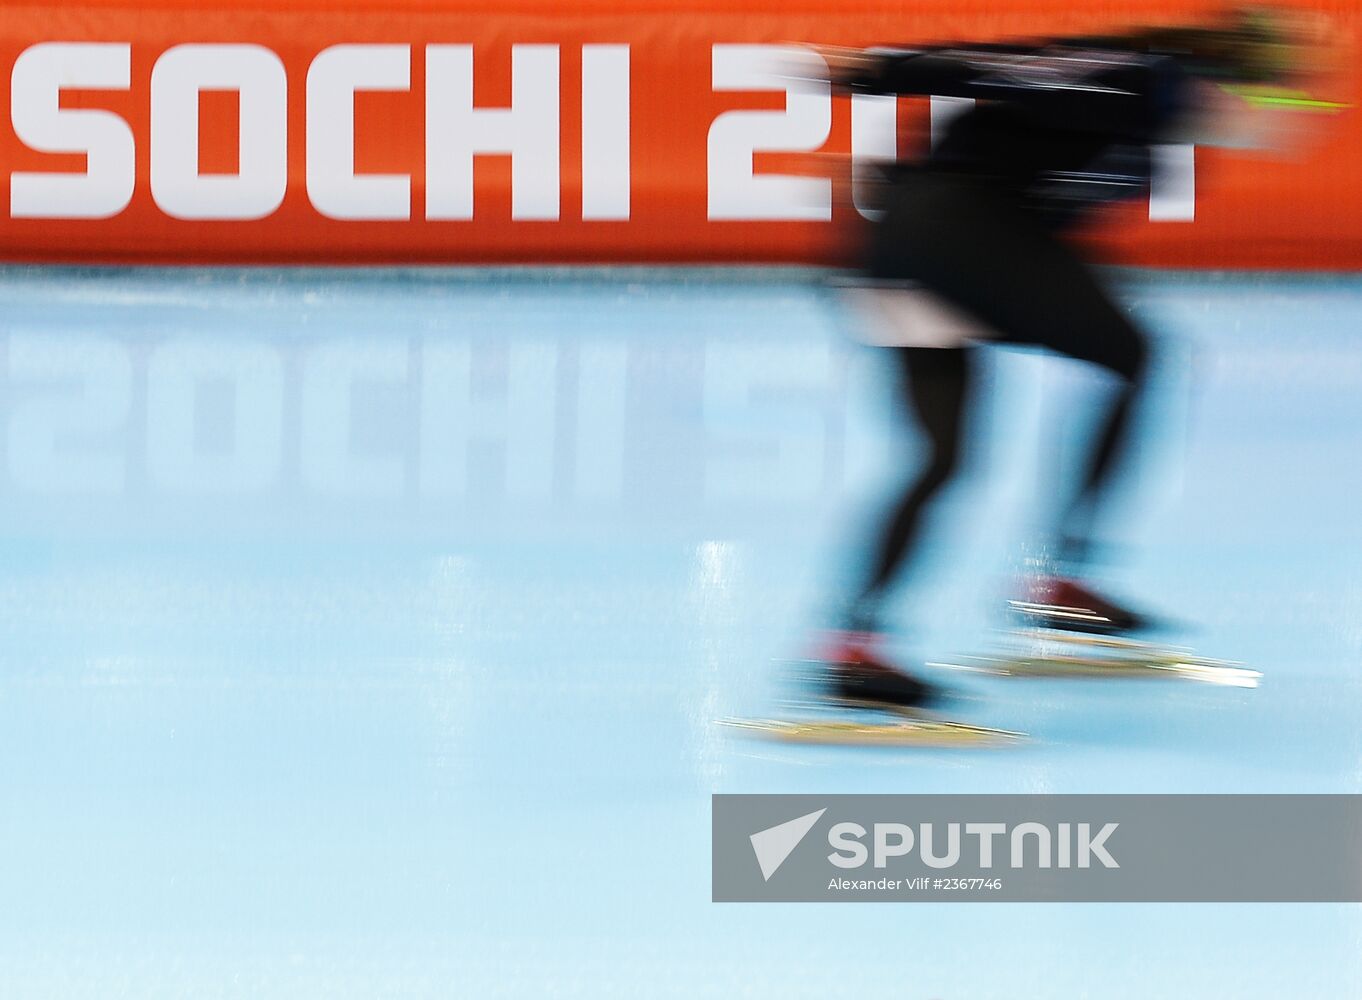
0,1 -> 1355,267
0,272 -> 857,523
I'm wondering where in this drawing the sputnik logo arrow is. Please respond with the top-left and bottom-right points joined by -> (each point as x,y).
749,808 -> 827,881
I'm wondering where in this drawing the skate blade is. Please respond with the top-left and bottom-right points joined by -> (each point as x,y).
932,627 -> 1262,687
1006,628 -> 1199,654
718,716 -> 1025,748
1008,601 -> 1126,632
781,694 -> 941,719
937,653 -> 1262,687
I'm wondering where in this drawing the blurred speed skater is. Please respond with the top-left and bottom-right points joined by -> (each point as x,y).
811,8 -> 1331,709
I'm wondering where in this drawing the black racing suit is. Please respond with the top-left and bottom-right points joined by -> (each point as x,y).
843,44 -> 1194,622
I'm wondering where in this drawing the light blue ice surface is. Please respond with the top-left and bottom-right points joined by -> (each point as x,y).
0,265 -> 1359,998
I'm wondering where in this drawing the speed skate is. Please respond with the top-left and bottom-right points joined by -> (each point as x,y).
939,628 -> 1262,688
720,661 -> 1026,748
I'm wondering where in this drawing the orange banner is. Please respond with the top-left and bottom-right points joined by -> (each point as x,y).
0,0 -> 1357,267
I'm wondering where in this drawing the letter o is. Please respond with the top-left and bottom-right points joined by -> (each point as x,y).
151,44 -> 288,220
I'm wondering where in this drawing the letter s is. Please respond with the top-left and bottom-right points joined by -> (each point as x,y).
827,822 -> 868,868
11,43 -> 135,219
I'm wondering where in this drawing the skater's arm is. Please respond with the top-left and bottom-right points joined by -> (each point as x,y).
835,46 -> 1185,138
829,47 -> 986,99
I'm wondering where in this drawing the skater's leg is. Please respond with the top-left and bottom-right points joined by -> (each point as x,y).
849,346 -> 974,629
977,259 -> 1154,630
815,178 -> 994,707
879,199 -> 1151,571
864,188 -> 1156,627
1051,312 -> 1151,569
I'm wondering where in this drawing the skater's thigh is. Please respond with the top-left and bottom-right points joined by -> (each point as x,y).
946,233 -> 1146,380
937,227 -> 1144,379
872,179 -> 1146,380
985,242 -> 1148,380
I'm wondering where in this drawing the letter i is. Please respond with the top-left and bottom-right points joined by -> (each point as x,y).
581,45 -> 630,220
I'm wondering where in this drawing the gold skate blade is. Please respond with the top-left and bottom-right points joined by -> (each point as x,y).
718,716 -> 1025,748
1010,628 -> 1190,653
782,694 -> 936,719
940,653 -> 1262,687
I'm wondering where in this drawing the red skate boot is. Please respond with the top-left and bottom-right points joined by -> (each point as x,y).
815,630 -> 942,710
1009,576 -> 1147,635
